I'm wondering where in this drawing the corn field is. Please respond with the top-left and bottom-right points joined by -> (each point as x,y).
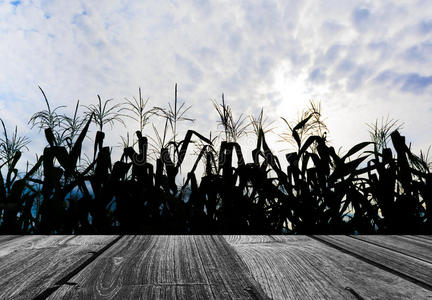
0,85 -> 431,234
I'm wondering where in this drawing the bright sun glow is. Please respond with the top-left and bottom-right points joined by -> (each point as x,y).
270,61 -> 323,123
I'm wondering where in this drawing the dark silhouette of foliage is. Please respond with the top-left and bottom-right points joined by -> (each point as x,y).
0,85 -> 431,234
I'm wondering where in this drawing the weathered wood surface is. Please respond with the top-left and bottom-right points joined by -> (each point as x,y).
1,235 -> 431,299
48,235 -> 268,299
416,235 -> 432,241
0,235 -> 21,247
225,235 -> 432,299
0,235 -> 118,299
313,235 -> 432,291
352,235 -> 432,264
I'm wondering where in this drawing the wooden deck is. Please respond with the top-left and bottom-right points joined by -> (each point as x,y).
0,236 -> 431,299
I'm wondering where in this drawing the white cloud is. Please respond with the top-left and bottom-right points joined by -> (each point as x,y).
0,0 -> 432,171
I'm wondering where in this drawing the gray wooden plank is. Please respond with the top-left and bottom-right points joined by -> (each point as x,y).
399,235 -> 431,243
0,235 -> 118,299
0,235 -> 20,246
416,235 -> 432,241
313,235 -> 432,291
223,235 -> 277,244
49,235 -> 268,299
225,235 -> 432,300
352,235 -> 432,264
404,235 -> 432,245
0,235 -> 46,256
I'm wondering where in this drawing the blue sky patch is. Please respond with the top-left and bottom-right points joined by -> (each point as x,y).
401,74 -> 432,93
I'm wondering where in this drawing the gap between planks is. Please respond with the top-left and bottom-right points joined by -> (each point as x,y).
0,236 -> 120,299
33,235 -> 124,300
45,236 -> 269,299
311,235 -> 432,293
225,235 -> 432,300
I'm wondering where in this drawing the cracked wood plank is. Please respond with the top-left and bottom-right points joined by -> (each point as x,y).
314,235 -> 432,292
225,235 -> 432,299
0,235 -> 118,299
49,235 -> 268,299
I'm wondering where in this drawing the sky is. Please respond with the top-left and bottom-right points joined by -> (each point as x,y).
1,0 -> 432,170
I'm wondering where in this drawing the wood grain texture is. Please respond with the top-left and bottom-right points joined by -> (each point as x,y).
415,235 -> 432,241
223,235 -> 278,244
0,235 -> 118,299
49,235 -> 268,299
352,235 -> 432,264
0,235 -> 20,247
225,235 -> 432,300
313,235 -> 432,291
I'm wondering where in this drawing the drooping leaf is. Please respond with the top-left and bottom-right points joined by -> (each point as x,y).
342,142 -> 373,161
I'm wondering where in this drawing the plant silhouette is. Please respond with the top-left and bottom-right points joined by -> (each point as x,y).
0,85 -> 431,234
